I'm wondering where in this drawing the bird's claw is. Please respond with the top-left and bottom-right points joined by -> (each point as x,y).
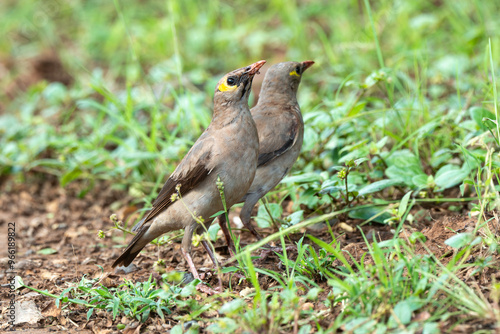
196,283 -> 220,295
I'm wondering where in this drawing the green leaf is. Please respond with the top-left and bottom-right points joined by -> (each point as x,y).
209,210 -> 225,218
385,150 -> 426,187
207,318 -> 238,333
411,174 -> 429,188
353,157 -> 369,166
170,324 -> 184,334
255,203 -> 282,228
469,106 -> 496,131
94,288 -> 112,298
180,281 -> 199,297
282,172 -> 322,184
423,322 -> 440,334
390,297 -> 423,326
305,287 -> 321,300
358,179 -> 401,196
207,223 -> 220,242
60,168 -> 83,187
87,308 -> 94,320
444,233 -> 474,249
409,231 -> 427,244
434,164 -> 470,190
398,191 -> 412,218
285,210 -> 304,226
112,297 -> 120,319
219,299 -> 245,315
37,248 -> 58,255
348,206 -> 392,224
347,102 -> 366,116
298,325 -> 312,334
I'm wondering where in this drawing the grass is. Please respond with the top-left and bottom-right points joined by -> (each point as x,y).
3,0 -> 500,332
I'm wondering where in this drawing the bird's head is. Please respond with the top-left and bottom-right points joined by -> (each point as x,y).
214,60 -> 266,105
260,60 -> 315,99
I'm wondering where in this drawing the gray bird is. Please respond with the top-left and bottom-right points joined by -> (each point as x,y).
218,61 -> 314,253
112,61 -> 266,292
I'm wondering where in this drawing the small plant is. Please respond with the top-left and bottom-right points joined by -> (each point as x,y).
17,270 -> 212,327
277,237 -> 339,282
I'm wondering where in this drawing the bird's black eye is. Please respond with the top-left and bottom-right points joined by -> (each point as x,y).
227,77 -> 237,86
295,65 -> 302,75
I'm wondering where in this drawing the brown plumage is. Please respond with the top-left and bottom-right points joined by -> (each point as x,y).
112,61 -> 266,279
218,60 -> 314,248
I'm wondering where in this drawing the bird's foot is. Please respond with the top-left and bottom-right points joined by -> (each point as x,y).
196,282 -> 221,295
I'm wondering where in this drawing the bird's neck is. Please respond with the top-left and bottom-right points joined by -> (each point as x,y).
211,103 -> 250,129
258,80 -> 298,105
258,88 -> 298,106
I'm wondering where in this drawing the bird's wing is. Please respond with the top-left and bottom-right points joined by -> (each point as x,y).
133,134 -> 215,231
253,104 -> 302,167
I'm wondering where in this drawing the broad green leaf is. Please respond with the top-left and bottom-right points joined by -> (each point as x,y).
385,150 -> 425,187
282,172 -> 322,184
255,203 -> 282,228
423,322 -> 440,334
207,318 -> 238,333
390,297 -> 423,326
207,223 -> 220,242
434,164 -> 470,189
219,299 -> 246,315
348,206 -> 392,224
285,210 -> 304,226
170,325 -> 184,334
358,179 -> 401,196
411,174 -> 429,188
469,106 -> 496,131
444,233 -> 474,249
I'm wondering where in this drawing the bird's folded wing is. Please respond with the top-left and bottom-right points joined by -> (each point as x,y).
255,105 -> 302,166
133,136 -> 215,231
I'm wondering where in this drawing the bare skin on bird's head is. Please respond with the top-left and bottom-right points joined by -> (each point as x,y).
217,60 -> 314,255
112,60 -> 266,294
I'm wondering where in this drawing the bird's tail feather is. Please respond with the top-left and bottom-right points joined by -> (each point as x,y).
112,224 -> 149,268
131,217 -> 145,232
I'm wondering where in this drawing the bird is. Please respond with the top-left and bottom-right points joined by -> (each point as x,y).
112,60 -> 266,293
217,60 -> 314,254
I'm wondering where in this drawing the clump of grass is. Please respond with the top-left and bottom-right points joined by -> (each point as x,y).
17,270 -> 212,327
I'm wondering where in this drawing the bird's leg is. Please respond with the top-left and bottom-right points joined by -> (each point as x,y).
180,247 -> 201,280
240,199 -> 265,242
202,240 -> 219,268
201,240 -> 224,292
241,197 -> 297,261
218,215 -> 237,258
180,247 -> 219,295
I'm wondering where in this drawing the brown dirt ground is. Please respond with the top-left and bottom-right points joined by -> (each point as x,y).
0,174 -> 499,333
